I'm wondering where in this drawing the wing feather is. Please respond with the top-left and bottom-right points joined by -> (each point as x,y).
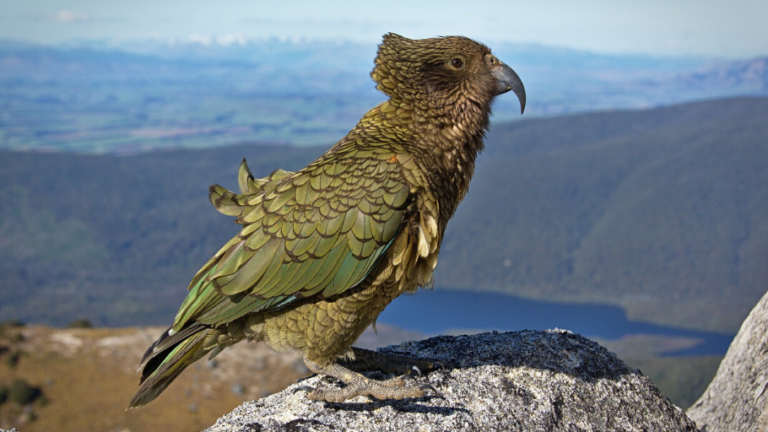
172,151 -> 409,331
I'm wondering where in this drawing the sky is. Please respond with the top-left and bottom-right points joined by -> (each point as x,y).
1,0 -> 767,58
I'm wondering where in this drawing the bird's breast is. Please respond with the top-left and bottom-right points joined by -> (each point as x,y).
254,219 -> 440,363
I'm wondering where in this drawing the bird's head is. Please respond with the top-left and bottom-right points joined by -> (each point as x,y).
371,33 -> 526,116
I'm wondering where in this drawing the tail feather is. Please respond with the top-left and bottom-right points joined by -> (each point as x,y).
136,324 -> 207,373
128,325 -> 212,409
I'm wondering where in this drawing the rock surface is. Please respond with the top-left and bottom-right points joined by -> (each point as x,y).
206,330 -> 696,432
688,289 -> 768,431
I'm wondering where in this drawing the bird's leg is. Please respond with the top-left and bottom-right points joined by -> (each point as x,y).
340,346 -> 440,376
302,357 -> 437,402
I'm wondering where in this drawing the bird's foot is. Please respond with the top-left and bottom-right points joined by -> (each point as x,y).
304,379 -> 437,402
302,357 -> 440,402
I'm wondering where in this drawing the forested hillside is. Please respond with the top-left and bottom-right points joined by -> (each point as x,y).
441,96 -> 768,332
1,97 -> 766,333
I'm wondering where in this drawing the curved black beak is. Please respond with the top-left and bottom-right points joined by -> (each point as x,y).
492,62 -> 526,114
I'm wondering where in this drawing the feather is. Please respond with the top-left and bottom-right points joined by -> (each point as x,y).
130,33 -> 525,408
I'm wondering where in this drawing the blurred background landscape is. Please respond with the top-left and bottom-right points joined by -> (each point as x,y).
1,1 -> 767,430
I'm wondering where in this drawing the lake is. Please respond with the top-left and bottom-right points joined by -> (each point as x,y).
377,289 -> 734,356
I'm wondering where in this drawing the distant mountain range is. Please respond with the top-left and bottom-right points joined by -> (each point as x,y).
1,38 -> 766,153
1,96 -> 765,335
675,57 -> 768,90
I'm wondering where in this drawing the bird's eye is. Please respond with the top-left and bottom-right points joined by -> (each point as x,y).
450,58 -> 463,69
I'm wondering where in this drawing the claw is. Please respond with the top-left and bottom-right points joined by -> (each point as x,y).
393,373 -> 411,386
396,366 -> 421,383
419,383 -> 443,398
294,385 -> 315,394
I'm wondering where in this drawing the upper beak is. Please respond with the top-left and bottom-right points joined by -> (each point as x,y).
491,62 -> 526,114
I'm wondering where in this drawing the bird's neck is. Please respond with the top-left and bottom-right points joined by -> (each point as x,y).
389,97 -> 491,219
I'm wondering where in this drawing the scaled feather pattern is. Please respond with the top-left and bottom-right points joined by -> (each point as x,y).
129,33 -> 525,408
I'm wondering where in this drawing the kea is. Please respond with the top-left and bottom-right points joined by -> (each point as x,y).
129,33 -> 525,407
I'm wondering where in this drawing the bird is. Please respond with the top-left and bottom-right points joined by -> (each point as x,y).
128,33 -> 525,408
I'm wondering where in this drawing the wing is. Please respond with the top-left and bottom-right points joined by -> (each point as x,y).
172,149 -> 411,331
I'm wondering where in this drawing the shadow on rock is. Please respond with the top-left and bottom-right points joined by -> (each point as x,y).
377,329 -> 634,382
206,330 -> 697,432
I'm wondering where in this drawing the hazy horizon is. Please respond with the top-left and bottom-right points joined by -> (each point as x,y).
2,1 -> 768,59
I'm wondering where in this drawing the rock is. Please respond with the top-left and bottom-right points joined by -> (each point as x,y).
206,330 -> 696,432
688,289 -> 768,431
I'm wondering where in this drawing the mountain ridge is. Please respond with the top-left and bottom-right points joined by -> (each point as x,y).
1,40 -> 765,153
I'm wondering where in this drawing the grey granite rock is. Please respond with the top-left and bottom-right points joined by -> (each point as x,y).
206,330 -> 696,432
688,289 -> 768,432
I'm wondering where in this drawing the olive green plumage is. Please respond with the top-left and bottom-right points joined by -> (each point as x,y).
129,33 -> 525,408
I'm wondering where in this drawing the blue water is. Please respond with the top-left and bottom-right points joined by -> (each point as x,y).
377,289 -> 734,356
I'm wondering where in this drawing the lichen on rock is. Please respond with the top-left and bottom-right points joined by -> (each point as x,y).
206,330 -> 697,432
688,289 -> 768,432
